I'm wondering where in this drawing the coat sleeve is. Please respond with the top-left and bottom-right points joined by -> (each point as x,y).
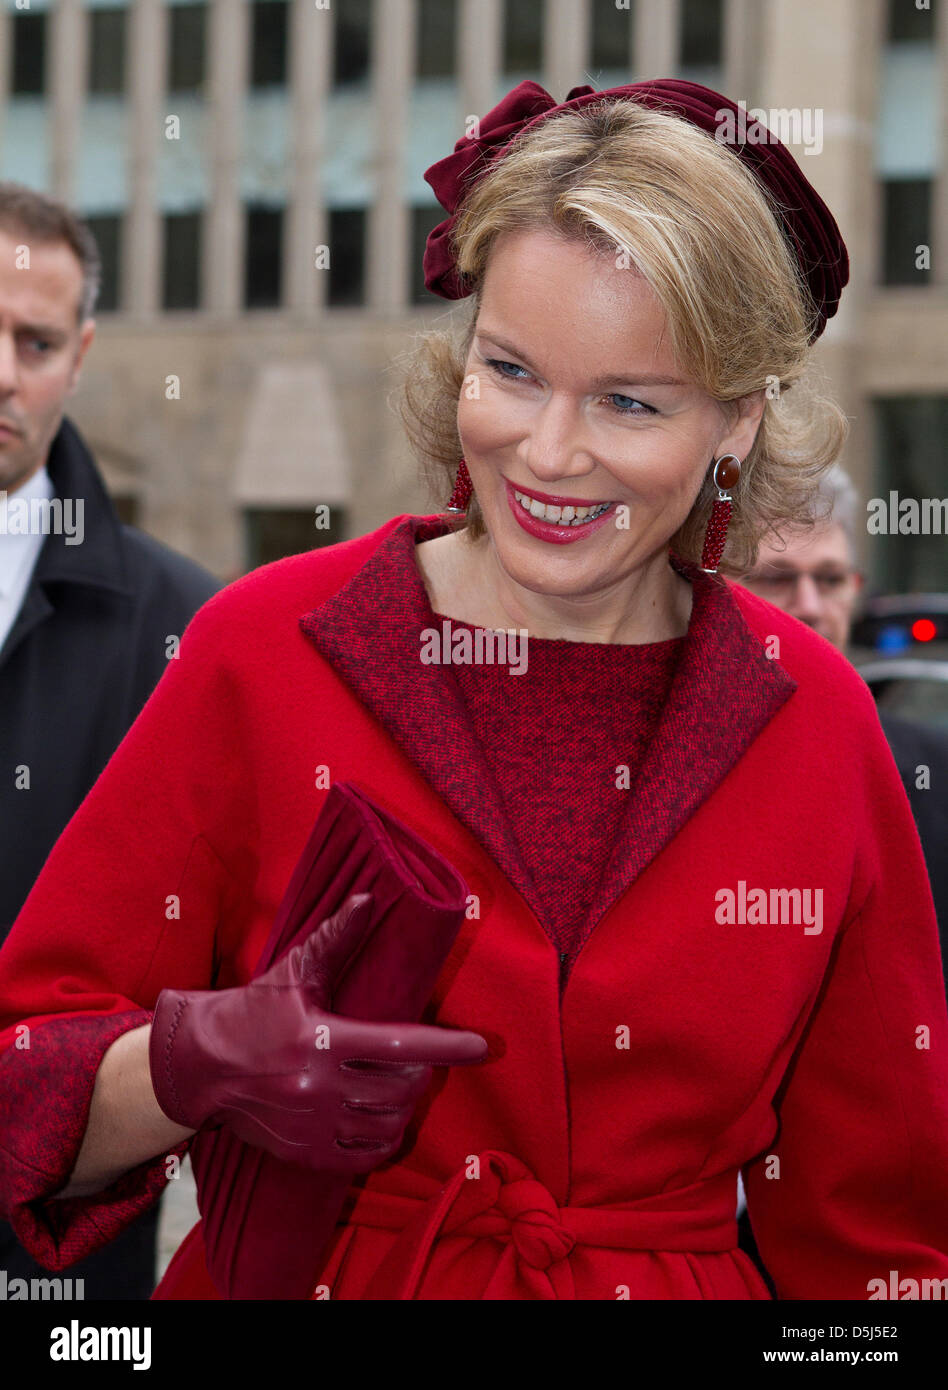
742,692 -> 948,1300
0,586 -> 251,1270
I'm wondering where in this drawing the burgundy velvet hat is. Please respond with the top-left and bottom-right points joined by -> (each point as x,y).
422,79 -> 849,342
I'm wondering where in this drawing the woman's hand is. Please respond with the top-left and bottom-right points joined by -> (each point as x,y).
148,894 -> 488,1175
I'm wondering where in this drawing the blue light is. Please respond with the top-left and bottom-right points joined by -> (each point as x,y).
877,624 -> 911,653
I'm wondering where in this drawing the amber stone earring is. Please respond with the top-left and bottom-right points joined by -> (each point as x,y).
446,458 -> 474,512
700,454 -> 741,573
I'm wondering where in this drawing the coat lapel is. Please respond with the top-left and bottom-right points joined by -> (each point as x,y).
576,549 -> 797,955
300,517 -> 542,911
299,516 -> 797,953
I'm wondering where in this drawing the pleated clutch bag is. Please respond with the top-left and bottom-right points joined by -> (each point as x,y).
189,781 -> 469,1299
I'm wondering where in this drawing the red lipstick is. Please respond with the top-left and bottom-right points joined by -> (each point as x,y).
506,479 -> 610,509
503,477 -> 615,547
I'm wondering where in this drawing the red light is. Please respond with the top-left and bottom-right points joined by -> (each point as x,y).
912,618 -> 937,643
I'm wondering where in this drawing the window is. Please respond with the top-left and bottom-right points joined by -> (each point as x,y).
83,215 -> 121,312
876,2 -> 937,283
163,212 -> 202,310
88,8 -> 126,96
244,205 -> 283,308
11,13 -> 46,96
416,0 -> 456,79
680,0 -> 723,69
880,179 -> 932,285
244,507 -> 346,569
411,205 -> 445,304
887,0 -> 934,43
250,0 -> 289,88
503,0 -> 543,74
872,396 -> 948,593
326,209 -> 366,306
333,0 -> 371,86
169,4 -> 206,94
110,493 -> 141,528
591,0 -> 633,73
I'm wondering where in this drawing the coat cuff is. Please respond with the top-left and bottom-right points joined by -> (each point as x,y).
0,1011 -> 189,1271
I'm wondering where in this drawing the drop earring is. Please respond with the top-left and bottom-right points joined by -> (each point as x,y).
446,457 -> 473,512
700,454 -> 741,574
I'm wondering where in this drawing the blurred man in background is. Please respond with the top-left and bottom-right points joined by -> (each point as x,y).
737,466 -> 947,971
733,466 -> 948,1288
0,184 -> 219,1297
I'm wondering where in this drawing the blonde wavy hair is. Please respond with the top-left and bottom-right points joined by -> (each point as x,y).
398,98 -> 849,574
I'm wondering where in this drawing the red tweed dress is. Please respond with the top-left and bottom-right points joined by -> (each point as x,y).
437,611 -> 684,964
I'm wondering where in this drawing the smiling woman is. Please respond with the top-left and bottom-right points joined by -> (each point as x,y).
413,227 -> 781,643
402,92 -> 848,586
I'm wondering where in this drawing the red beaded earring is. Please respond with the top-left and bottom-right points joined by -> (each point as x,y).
700,454 -> 742,573
446,457 -> 473,512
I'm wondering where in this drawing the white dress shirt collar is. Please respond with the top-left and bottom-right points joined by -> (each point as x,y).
0,464 -> 54,598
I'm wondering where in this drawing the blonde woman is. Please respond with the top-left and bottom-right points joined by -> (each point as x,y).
1,80 -> 946,1302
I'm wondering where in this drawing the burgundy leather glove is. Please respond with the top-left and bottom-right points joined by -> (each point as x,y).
149,893 -> 487,1175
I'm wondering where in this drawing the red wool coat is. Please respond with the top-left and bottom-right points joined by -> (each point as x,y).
1,513 -> 947,1301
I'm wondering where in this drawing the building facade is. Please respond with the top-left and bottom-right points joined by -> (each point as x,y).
0,0 -> 943,589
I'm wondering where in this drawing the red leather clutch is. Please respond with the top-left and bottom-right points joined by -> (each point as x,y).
189,782 -> 470,1299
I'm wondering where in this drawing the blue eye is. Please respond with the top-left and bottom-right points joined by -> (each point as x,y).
485,358 -> 656,417
608,394 -> 655,416
486,358 -> 530,380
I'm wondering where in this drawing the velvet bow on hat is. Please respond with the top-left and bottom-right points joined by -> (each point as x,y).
423,79 -> 849,341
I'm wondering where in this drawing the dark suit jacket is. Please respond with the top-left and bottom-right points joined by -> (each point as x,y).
1,415 -> 219,934
0,414 -> 219,1297
880,712 -> 948,990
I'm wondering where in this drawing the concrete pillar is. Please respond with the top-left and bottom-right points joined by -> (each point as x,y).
367,0 -> 415,312
285,0 -> 333,315
723,0 -> 765,106
933,0 -> 948,287
544,0 -> 591,101
49,0 -> 86,203
202,0 -> 249,315
759,0 -> 886,555
0,9 -> 11,151
124,0 -> 166,318
634,0 -> 680,80
458,0 -> 502,133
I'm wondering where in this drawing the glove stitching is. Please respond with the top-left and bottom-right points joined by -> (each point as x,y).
341,1102 -> 404,1114
340,1056 -> 455,1068
162,996 -> 189,1126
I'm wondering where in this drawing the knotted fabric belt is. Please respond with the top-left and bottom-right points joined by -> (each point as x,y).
340,1151 -> 739,1299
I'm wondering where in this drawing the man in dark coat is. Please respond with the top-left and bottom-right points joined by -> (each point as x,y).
735,467 -> 948,966
734,464 -> 948,1292
0,184 -> 219,1296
